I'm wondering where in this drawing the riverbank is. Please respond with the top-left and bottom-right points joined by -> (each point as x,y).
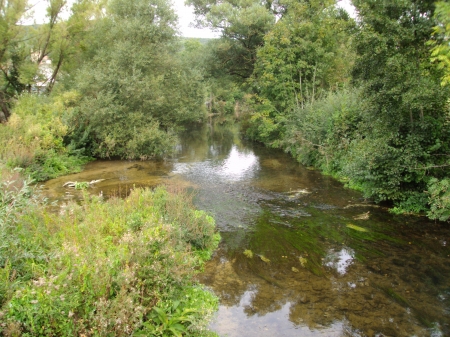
242,88 -> 450,222
0,166 -> 220,336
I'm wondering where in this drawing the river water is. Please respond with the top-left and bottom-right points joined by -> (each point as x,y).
43,123 -> 450,337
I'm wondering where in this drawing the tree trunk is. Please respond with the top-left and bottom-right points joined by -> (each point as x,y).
0,91 -> 10,122
46,53 -> 64,93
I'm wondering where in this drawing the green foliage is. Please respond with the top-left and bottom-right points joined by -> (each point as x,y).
253,0 -> 355,112
0,0 -> 29,121
0,167 -> 49,306
390,192 -> 429,215
153,187 -> 219,251
0,0 -> 104,121
140,300 -> 196,336
138,286 -> 218,336
1,183 -> 219,336
187,0 -> 275,81
282,88 -> 362,171
347,0 -> 450,210
65,0 -> 207,159
429,1 -> 450,86
243,94 -> 282,146
427,178 -> 450,221
0,93 -> 90,181
352,0 -> 446,125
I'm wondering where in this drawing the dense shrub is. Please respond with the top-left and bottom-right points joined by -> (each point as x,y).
246,86 -> 450,221
0,93 -> 90,181
0,177 -> 220,336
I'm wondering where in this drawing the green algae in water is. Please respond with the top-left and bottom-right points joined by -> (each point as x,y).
347,223 -> 368,232
244,249 -> 254,258
378,285 -> 410,307
377,285 -> 435,328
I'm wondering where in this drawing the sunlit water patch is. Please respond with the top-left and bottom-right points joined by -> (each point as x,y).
219,145 -> 259,181
324,247 -> 355,275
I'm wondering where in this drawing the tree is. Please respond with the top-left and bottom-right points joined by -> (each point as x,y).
253,0 -> 354,111
0,0 -> 103,122
187,0 -> 275,80
66,0 -> 207,159
430,1 -> 450,86
0,0 -> 28,121
346,0 -> 450,208
244,0 -> 355,146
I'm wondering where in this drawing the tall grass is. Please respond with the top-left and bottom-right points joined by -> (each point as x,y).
0,170 -> 220,336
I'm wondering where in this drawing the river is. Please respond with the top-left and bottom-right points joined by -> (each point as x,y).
43,123 -> 450,337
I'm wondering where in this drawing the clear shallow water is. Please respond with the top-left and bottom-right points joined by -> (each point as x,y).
43,123 -> 450,336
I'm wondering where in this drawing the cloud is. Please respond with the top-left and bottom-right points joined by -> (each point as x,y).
172,0 -> 218,38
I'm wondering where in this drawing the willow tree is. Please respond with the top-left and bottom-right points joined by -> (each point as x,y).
244,0 -> 355,146
254,0 -> 354,111
66,0 -> 206,159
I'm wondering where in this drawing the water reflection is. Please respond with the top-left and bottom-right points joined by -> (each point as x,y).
324,247 -> 355,275
172,145 -> 259,182
219,145 -> 259,181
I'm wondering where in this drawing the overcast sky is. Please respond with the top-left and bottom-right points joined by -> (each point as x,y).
27,0 -> 355,39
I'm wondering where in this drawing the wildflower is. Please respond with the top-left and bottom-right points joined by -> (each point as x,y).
68,311 -> 74,318
30,300 -> 38,304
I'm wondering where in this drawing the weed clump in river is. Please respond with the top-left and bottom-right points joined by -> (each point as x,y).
0,169 -> 220,337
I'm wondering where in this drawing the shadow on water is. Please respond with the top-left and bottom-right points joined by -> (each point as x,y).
43,123 -> 450,337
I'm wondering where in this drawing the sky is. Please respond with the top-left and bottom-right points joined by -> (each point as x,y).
28,0 -> 356,39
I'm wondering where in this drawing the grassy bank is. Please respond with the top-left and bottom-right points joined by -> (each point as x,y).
0,167 -> 220,336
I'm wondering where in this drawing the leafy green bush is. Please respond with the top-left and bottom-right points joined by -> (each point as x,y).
1,184 -> 220,336
281,88 -> 362,172
427,178 -> 450,221
0,93 -> 90,181
242,94 -> 284,147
